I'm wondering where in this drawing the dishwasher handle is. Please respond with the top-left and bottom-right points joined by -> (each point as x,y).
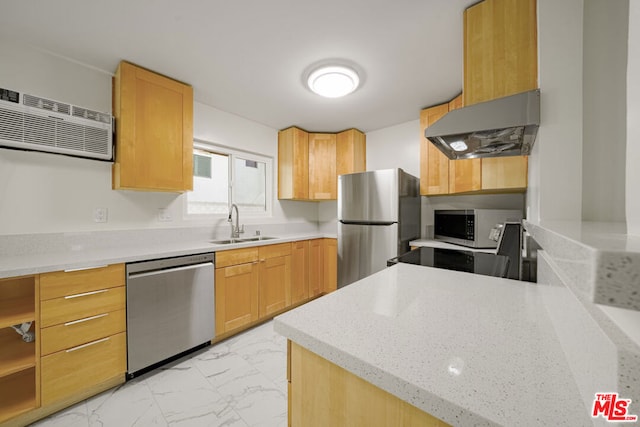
127,261 -> 214,280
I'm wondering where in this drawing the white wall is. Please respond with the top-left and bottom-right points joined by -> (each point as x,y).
365,119 -> 420,178
0,39 -> 318,235
627,1 -> 640,236
527,0 -> 584,223
582,0 -> 627,222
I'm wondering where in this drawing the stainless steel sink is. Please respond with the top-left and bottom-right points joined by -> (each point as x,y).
211,236 -> 278,245
239,236 -> 278,242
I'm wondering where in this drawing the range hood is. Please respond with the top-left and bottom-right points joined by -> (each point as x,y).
424,89 -> 540,160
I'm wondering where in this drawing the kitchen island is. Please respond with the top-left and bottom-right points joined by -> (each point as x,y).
274,263 -> 596,426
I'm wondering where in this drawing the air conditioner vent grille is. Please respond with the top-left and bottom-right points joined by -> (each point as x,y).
23,94 -> 71,115
72,106 -> 111,124
24,114 -> 55,146
0,90 -> 113,161
0,107 -> 23,142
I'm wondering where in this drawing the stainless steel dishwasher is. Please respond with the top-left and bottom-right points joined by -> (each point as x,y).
126,252 -> 215,378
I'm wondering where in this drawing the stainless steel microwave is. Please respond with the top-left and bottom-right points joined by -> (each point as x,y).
434,209 -> 523,248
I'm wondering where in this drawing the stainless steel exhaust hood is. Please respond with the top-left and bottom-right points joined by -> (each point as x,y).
424,89 -> 540,160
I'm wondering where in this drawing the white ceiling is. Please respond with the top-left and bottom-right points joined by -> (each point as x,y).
0,0 -> 474,133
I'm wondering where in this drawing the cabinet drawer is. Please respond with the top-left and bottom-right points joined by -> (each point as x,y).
40,264 -> 125,301
41,309 -> 126,356
216,247 -> 259,268
41,332 -> 126,405
41,286 -> 125,328
259,242 -> 292,259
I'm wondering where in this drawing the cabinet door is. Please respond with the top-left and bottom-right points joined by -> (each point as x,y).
291,241 -> 309,305
420,104 -> 450,195
278,127 -> 309,200
336,129 -> 366,177
41,332 -> 126,405
309,133 -> 337,200
113,61 -> 194,192
258,255 -> 292,318
481,156 -> 528,190
215,263 -> 259,336
308,239 -> 324,297
322,239 -> 337,293
463,0 -> 537,105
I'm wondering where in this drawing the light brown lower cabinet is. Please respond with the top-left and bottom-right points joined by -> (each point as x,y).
215,238 -> 337,338
258,243 -> 292,318
308,239 -> 324,298
322,238 -> 337,293
41,332 -> 126,405
214,247 -> 260,336
288,342 -> 451,427
1,265 -> 127,426
291,240 -> 310,305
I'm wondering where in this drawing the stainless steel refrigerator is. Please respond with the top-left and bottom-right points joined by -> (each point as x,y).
338,168 -> 420,288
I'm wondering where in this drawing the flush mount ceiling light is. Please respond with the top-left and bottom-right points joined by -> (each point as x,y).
307,65 -> 360,98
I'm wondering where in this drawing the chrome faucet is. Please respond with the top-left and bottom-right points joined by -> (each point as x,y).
228,203 -> 244,239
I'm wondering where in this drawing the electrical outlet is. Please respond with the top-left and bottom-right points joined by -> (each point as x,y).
158,208 -> 172,222
93,207 -> 108,223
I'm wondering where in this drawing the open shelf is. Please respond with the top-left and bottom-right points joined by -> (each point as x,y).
0,327 -> 36,378
0,296 -> 35,329
0,368 -> 37,423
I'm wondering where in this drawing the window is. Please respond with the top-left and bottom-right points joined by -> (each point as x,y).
186,141 -> 272,217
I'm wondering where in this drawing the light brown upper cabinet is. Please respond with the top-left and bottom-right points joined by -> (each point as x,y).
278,127 -> 309,200
420,0 -> 535,195
278,127 -> 365,201
309,133 -> 337,200
420,95 -> 481,196
336,129 -> 366,177
464,0 -> 536,191
113,61 -> 194,192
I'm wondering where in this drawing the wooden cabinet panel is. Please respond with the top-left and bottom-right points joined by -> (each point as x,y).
40,286 -> 125,328
336,129 -> 366,177
463,0 -> 537,106
41,332 -> 126,405
449,159 -> 482,193
308,239 -> 324,298
322,238 -> 337,293
40,264 -> 124,301
309,133 -> 337,200
40,309 -> 126,356
278,127 -> 309,200
0,368 -> 37,423
113,61 -> 193,192
258,255 -> 291,318
291,241 -> 309,305
420,104 -> 450,195
216,247 -> 259,268
481,156 -> 528,190
258,242 -> 292,259
289,342 -> 451,427
215,262 -> 259,336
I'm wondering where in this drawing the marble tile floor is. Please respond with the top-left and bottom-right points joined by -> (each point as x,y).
32,321 -> 288,427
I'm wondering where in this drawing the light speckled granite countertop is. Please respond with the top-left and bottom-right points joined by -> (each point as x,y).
0,233 -> 336,279
274,263 -> 597,426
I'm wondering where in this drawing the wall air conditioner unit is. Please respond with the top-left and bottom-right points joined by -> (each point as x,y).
0,88 -> 113,161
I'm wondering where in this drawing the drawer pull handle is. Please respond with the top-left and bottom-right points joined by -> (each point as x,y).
64,313 -> 108,326
64,265 -> 108,273
66,337 -> 110,353
64,289 -> 108,299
